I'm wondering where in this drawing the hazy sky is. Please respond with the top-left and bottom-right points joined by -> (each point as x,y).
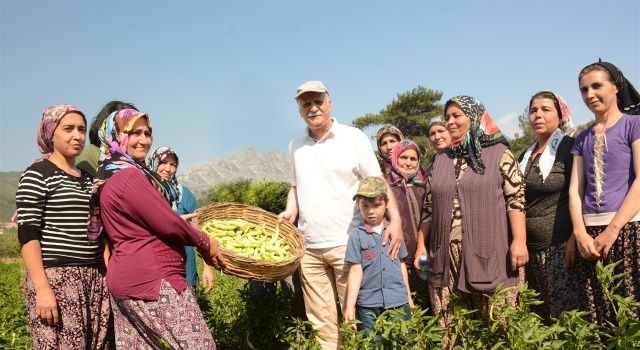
1,0 -> 639,172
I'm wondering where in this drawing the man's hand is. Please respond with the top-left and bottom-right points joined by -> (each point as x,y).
278,209 -> 297,224
279,187 -> 298,224
382,219 -> 403,259
343,307 -> 357,331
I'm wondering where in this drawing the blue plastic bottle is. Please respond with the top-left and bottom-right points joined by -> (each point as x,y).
419,255 -> 429,280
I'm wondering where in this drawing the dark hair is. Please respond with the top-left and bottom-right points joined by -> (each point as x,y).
578,63 -> 614,84
529,91 -> 562,117
528,91 -> 569,129
356,194 -> 388,204
89,100 -> 138,146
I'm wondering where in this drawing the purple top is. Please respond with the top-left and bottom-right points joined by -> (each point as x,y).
571,114 -> 640,215
100,168 -> 210,301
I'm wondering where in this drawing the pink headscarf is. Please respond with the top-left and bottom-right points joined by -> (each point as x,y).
389,140 -> 425,191
12,104 -> 86,223
554,94 -> 576,136
36,104 -> 86,161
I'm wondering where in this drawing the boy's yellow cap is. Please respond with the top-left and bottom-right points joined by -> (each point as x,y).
353,176 -> 387,200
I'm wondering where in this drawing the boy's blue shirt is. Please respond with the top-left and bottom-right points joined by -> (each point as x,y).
345,220 -> 409,308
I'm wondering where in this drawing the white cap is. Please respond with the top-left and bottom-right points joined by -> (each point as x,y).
295,80 -> 329,99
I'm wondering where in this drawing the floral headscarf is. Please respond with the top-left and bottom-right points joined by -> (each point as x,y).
389,140 -> 426,191
445,95 -> 509,174
427,117 -> 445,132
36,104 -> 86,161
11,104 -> 87,223
376,125 -> 404,148
149,146 -> 182,206
527,91 -> 576,136
87,109 -> 177,241
553,94 -> 576,136
376,125 -> 405,177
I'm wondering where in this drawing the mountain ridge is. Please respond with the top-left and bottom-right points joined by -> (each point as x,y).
178,146 -> 291,195
0,147 -> 291,221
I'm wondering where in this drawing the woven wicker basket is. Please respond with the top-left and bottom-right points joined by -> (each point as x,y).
197,202 -> 305,282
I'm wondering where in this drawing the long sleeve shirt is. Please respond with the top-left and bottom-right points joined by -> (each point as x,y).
100,168 -> 210,301
15,160 -> 102,267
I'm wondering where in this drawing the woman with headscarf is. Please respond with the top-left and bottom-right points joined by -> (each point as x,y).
427,118 -> 451,151
88,109 -> 225,349
149,146 -> 215,294
518,91 -> 583,320
76,100 -> 137,177
570,61 -> 640,325
421,96 -> 527,346
384,140 -> 429,304
15,104 -> 112,349
376,125 -> 404,179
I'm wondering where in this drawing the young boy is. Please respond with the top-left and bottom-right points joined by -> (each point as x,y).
344,176 -> 413,335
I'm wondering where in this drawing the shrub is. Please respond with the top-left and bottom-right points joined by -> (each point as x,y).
199,179 -> 253,206
0,227 -> 21,259
596,260 -> 640,349
1,259 -> 639,349
198,179 -> 289,214
196,266 -> 316,349
337,260 -> 639,350
248,180 -> 289,214
0,262 -> 30,349
340,306 -> 443,349
280,317 -> 322,350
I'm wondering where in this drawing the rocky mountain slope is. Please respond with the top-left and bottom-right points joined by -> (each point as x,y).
178,146 -> 291,195
0,147 -> 290,220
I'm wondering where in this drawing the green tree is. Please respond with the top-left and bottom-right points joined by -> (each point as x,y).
574,119 -> 593,135
508,112 -> 594,159
508,108 -> 535,158
352,86 -> 445,163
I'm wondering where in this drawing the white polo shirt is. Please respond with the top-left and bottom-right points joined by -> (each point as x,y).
289,119 -> 382,249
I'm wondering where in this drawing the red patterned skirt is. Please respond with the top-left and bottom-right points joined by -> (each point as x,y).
23,265 -> 113,350
111,279 -> 215,350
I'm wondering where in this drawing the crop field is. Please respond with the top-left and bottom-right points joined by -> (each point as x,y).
1,226 -> 638,349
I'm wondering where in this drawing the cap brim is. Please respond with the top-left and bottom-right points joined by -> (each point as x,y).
295,89 -> 327,99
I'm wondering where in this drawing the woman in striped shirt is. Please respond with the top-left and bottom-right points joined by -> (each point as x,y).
16,104 -> 112,349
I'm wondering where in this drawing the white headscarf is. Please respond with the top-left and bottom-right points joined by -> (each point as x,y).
519,92 -> 575,182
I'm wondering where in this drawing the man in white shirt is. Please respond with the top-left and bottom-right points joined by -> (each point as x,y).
279,80 -> 403,350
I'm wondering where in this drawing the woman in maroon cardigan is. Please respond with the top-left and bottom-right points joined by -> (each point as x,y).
385,140 -> 429,304
88,109 -> 225,349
